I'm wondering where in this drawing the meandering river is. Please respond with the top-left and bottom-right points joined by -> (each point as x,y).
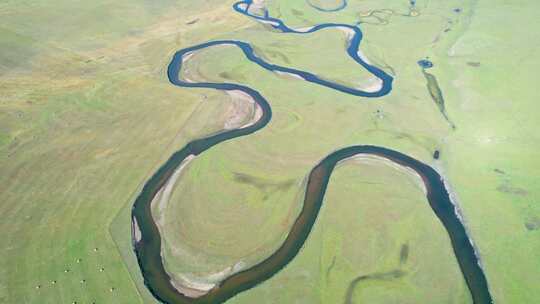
131,1 -> 492,303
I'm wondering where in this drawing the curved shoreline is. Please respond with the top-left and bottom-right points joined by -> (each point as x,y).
306,0 -> 347,13
341,154 -> 427,195
131,1 -> 493,303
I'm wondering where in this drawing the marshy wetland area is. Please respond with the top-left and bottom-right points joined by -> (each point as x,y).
1,0 -> 539,303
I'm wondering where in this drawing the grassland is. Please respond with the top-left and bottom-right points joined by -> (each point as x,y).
148,0 -> 450,293
231,157 -> 471,303
0,1 -> 250,303
1,0 -> 539,303
154,18 -> 451,294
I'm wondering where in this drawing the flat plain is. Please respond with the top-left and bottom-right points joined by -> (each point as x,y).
1,0 -> 539,303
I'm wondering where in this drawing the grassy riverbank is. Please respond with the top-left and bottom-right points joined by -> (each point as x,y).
231,158 -> 471,303
434,2 -> 540,301
157,0 -> 540,303
154,1 -> 460,302
0,1 -> 248,303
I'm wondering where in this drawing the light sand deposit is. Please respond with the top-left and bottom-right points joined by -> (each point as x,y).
274,70 -> 306,81
224,90 -> 257,130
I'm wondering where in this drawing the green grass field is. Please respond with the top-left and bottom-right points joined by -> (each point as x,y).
1,0 -> 539,303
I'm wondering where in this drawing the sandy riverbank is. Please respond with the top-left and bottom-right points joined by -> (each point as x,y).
151,155 -> 195,227
224,90 -> 262,130
131,217 -> 142,244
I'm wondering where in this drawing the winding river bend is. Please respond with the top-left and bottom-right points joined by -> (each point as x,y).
131,1 -> 492,303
